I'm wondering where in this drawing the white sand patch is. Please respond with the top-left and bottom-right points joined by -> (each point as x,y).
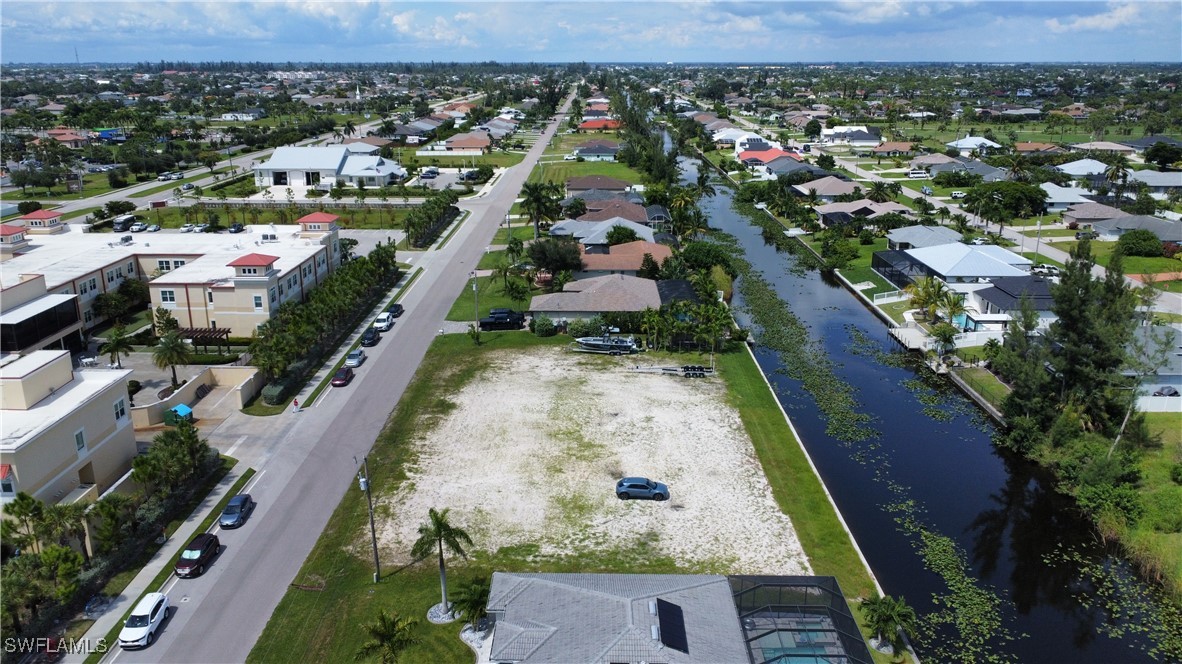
377,346 -> 811,576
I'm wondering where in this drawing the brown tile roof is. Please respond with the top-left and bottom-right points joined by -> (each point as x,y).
579,241 -> 672,272
529,274 -> 661,313
578,200 -> 648,223
872,141 -> 915,153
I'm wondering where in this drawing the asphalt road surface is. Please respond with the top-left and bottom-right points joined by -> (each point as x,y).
101,93 -> 573,664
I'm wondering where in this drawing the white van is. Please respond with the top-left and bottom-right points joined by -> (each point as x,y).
908,169 -> 929,179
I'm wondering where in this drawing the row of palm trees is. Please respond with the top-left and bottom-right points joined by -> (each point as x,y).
903,276 -> 966,325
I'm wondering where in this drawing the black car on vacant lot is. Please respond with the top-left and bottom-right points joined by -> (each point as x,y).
360,328 -> 380,346
175,533 -> 220,578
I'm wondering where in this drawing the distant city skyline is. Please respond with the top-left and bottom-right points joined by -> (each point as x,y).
2,1 -> 1180,65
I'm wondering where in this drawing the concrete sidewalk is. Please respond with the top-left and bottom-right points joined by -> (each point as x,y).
63,466 -> 245,663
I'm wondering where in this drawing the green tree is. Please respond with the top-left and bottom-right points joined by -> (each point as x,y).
152,331 -> 194,389
40,545 -> 84,602
154,306 -> 180,335
1144,142 -> 1182,170
93,291 -> 129,323
815,154 -> 836,171
1104,156 -> 1131,204
605,225 -> 639,245
99,324 -> 134,368
526,237 -> 583,279
450,576 -> 491,630
638,253 -> 661,279
861,595 -> 917,659
866,180 -> 902,203
411,508 -> 473,614
804,119 -> 822,140
1048,241 -> 1137,434
520,181 -> 563,239
1117,228 -> 1164,257
562,197 -> 587,219
91,493 -> 137,554
503,279 -> 530,311
6,492 -> 44,554
354,610 -> 420,664
40,503 -> 90,565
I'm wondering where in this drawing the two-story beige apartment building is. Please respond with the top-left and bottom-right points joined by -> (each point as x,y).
0,214 -> 342,343
0,350 -> 136,511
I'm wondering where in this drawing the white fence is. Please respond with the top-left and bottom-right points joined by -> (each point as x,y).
952,330 -> 1005,347
872,289 -> 909,304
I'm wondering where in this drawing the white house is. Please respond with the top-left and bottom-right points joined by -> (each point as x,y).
1040,183 -> 1093,212
945,136 -> 1002,154
252,145 -> 406,189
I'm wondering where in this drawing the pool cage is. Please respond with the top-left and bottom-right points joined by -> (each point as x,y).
729,576 -> 873,664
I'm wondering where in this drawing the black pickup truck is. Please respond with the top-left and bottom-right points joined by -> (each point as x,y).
479,309 -> 525,331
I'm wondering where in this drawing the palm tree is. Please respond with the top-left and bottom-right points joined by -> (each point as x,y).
450,576 -> 491,630
861,594 -> 917,658
100,324 -> 134,368
520,181 -> 562,240
41,503 -> 90,564
411,508 -> 473,615
152,331 -> 194,390
1004,155 -> 1031,182
938,290 -> 966,327
342,120 -> 358,138
354,610 -> 420,663
1104,156 -> 1131,203
694,168 -> 716,200
866,180 -> 900,203
903,277 -> 948,321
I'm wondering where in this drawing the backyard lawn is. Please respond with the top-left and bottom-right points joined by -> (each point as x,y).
527,160 -> 644,185
1059,240 -> 1182,275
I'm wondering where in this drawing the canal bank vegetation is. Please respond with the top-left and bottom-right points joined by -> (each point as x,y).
988,242 -> 1182,657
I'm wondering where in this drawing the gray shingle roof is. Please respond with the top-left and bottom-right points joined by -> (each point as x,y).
887,225 -> 963,249
487,573 -> 748,663
1095,215 -> 1182,242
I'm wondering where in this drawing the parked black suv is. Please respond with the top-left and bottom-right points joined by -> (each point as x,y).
360,327 -> 381,347
175,533 -> 220,578
1075,231 -> 1099,240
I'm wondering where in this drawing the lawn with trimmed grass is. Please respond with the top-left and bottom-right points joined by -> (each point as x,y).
840,266 -> 897,298
952,367 -> 1011,411
528,160 -> 644,185
444,275 -> 535,320
405,152 -> 524,169
492,224 -> 539,244
129,168 -> 233,198
1020,252 -> 1066,268
248,333 -> 887,664
878,299 -> 914,324
1020,228 -> 1079,238
1058,240 -> 1182,275
1,173 -> 125,201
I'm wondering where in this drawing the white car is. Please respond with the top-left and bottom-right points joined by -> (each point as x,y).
129,222 -> 148,232
179,223 -> 196,233
564,153 -> 578,161
951,191 -> 967,199
970,237 -> 990,245
119,592 -> 169,649
373,312 -> 394,331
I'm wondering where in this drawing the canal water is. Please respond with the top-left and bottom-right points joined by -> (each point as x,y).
680,158 -> 1169,661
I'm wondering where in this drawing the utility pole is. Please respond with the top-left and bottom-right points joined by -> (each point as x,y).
471,271 -> 479,323
355,456 -> 380,583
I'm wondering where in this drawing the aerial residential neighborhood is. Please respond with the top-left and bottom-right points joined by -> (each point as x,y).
1,3 -> 1181,664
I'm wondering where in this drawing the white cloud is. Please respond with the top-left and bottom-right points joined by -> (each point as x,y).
385,9 -> 416,35
832,0 -> 909,24
1046,1 -> 1141,34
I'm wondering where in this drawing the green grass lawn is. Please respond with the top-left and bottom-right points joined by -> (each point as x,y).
952,367 -> 1011,411
1058,240 -> 1182,275
528,160 -> 644,185
405,152 -> 525,169
477,249 -> 508,270
1,173 -> 125,201
117,204 -> 409,232
444,275 -> 535,320
492,224 -> 536,244
878,299 -> 914,324
1020,228 -> 1079,238
248,334 -> 886,664
840,266 -> 897,297
543,130 -> 623,155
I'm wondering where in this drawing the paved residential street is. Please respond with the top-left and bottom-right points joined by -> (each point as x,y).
68,93 -> 570,664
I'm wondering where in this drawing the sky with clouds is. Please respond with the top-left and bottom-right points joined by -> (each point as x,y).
2,1 -> 1179,65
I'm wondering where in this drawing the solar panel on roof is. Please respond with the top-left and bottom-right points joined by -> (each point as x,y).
656,598 -> 688,654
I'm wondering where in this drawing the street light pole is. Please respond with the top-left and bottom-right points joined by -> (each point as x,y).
355,456 -> 380,584
471,271 -> 479,323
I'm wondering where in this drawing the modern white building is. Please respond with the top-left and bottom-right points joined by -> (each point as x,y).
252,145 -> 407,189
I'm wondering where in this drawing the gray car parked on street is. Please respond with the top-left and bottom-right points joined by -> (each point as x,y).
616,477 -> 669,501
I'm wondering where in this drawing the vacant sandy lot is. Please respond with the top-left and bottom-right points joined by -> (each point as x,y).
375,346 -> 812,576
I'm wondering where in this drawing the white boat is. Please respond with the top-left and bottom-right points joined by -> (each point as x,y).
574,334 -> 639,354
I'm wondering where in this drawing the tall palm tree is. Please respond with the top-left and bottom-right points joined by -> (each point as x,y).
861,594 -> 917,658
866,180 -> 895,203
904,277 -> 948,321
411,508 -> 473,614
41,503 -> 90,565
152,331 -> 194,390
100,324 -> 134,369
520,181 -> 562,240
1104,156 -> 1131,203
354,610 -> 420,663
343,120 -> 358,138
939,290 -> 967,327
694,168 -> 716,200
